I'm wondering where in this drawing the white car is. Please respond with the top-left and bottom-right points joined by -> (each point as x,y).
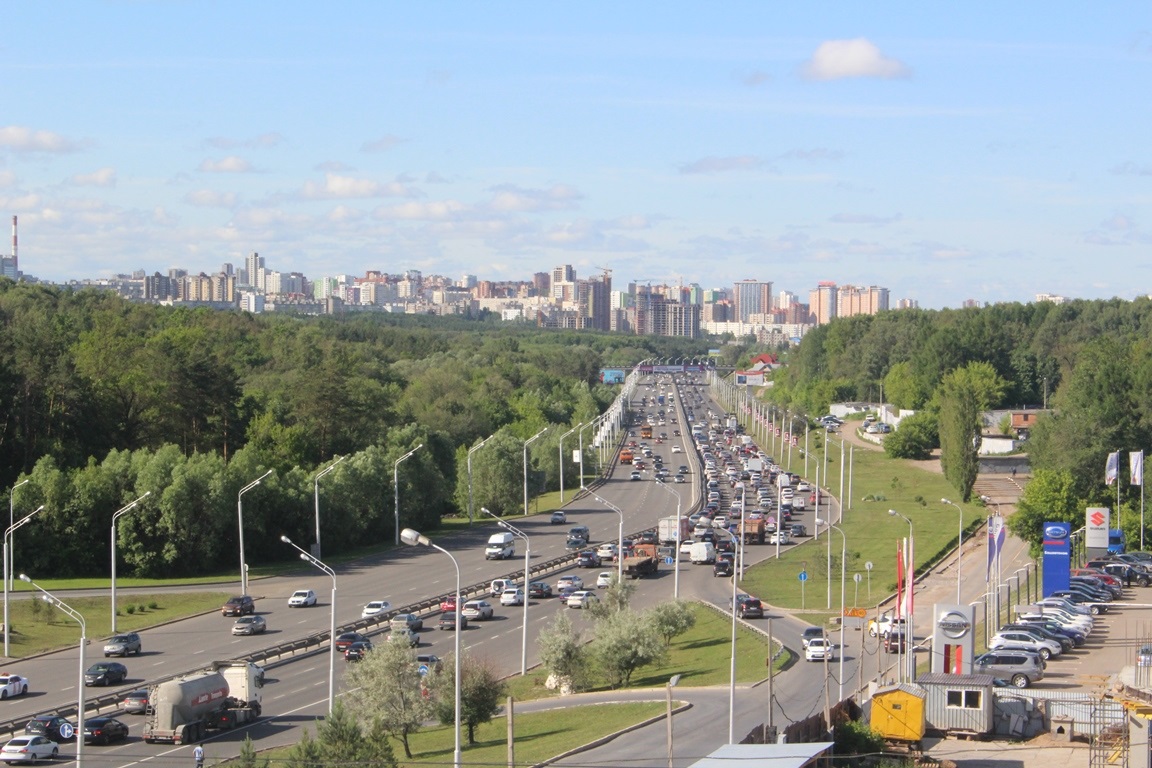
499,588 -> 524,607
0,674 -> 29,700
805,638 -> 834,662
868,614 -> 908,638
461,600 -> 495,620
671,445 -> 682,453
567,590 -> 599,609
1,736 -> 58,763
361,600 -> 392,619
596,571 -> 614,588
596,543 -> 618,561
288,589 -> 317,607
990,631 -> 1062,661
556,575 -> 584,591
768,532 -> 791,545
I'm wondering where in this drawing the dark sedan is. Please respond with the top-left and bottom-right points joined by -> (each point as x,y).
438,612 -> 469,631
83,717 -> 130,745
528,581 -> 553,599
84,662 -> 128,687
576,550 -> 601,568
24,716 -> 75,742
334,632 -> 370,652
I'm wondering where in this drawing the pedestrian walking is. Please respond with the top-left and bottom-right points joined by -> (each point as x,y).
1126,568 -> 1133,588
193,743 -> 205,768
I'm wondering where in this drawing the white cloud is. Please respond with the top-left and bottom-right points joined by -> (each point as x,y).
70,167 -> 117,187
315,160 -> 353,172
300,173 -> 418,199
361,135 -> 406,153
830,212 -> 901,225
0,126 -> 83,153
0,193 -> 43,210
802,38 -> 911,81
184,189 -> 238,208
738,70 -> 771,87
326,205 -> 366,223
199,156 -> 254,173
484,184 -> 583,212
679,155 -> 769,174
204,132 -> 285,150
375,200 -> 468,220
1111,160 -> 1152,177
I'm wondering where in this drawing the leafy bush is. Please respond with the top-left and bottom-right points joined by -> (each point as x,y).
125,605 -> 136,615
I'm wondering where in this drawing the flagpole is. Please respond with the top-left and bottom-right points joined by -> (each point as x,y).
1118,449 -> 1123,531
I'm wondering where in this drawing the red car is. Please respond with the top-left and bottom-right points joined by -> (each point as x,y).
440,596 -> 457,613
334,632 -> 369,652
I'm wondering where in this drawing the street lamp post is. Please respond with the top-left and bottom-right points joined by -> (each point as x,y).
654,479 -> 683,599
523,429 -> 548,516
401,528 -> 461,768
717,527 -> 741,744
4,504 -> 43,657
281,535 -> 337,714
888,509 -> 915,681
588,491 -> 625,582
481,509 -> 530,675
111,492 -> 152,632
7,479 -> 28,590
559,424 -> 582,504
578,418 -> 601,490
666,673 -> 681,768
467,434 -> 495,525
21,574 -> 85,768
313,456 -> 346,558
818,517 -> 847,701
941,498 -> 964,603
393,445 -> 424,546
238,470 -> 274,596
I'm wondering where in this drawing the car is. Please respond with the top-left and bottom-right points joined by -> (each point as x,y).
387,626 -> 420,647
440,595 -> 459,612
1001,623 -> 1074,653
528,581 -> 553,599
1,736 -> 58,763
567,590 -> 599,609
416,654 -> 443,673
438,612 -> 469,631
713,555 -> 734,577
121,689 -> 149,714
801,627 -> 826,648
550,510 -> 567,524
103,632 -> 142,657
672,445 -> 682,453
768,532 -> 791,545
362,600 -> 393,619
565,536 -> 587,550
489,578 -> 516,597
389,613 -> 423,632
576,550 -> 602,568
805,638 -> 834,662
596,572 -> 614,588
288,589 -> 317,607
868,614 -> 907,638
596,543 -> 618,561
461,600 -> 494,620
973,650 -> 1044,688
630,470 -> 642,481
231,615 -> 267,636
989,631 -> 1062,660
796,481 -> 811,492
23,716 -> 74,743
344,640 -> 374,661
500,588 -> 525,607
735,596 -> 763,619
1139,645 -> 1152,667
84,662 -> 128,687
83,717 -> 129,745
556,574 -> 584,591
678,465 -> 689,474
674,474 -> 685,483
221,595 -> 255,616
334,632 -> 370,651
0,674 -> 29,700
556,585 -> 579,602
637,531 -> 658,546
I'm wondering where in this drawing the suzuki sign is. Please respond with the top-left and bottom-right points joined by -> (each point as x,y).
1085,507 -> 1110,549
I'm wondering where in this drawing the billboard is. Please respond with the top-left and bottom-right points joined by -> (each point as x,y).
1085,507 -> 1110,549
931,603 -> 976,675
599,368 -> 625,384
1041,521 -> 1071,597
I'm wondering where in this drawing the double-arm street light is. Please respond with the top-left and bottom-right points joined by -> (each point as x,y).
578,416 -> 604,489
941,498 -> 964,603
21,574 -> 85,768
587,491 -> 625,582
888,509 -> 915,681
817,517 -> 847,701
400,528 -> 461,768
4,505 -> 44,656
523,429 -> 548,516
717,526 -> 741,744
481,508 -> 530,674
393,445 -> 424,546
313,456 -> 346,558
467,434 -> 495,525
281,535 -> 337,714
558,424 -> 582,504
653,479 -> 683,598
111,492 -> 152,632
7,479 -> 29,590
238,470 -> 274,596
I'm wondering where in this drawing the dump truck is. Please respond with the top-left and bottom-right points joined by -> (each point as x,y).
739,518 -> 766,544
619,449 -> 634,464
143,660 -> 264,745
622,543 -> 660,579
657,516 -> 691,546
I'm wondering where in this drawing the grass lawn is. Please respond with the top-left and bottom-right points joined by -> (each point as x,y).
738,425 -> 986,615
4,592 -> 231,655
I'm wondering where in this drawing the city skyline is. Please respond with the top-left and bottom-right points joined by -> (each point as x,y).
2,3 -> 1150,308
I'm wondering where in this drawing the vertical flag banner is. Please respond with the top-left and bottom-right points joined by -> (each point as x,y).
895,541 -> 904,620
987,515 -> 1005,582
1132,451 -> 1144,485
1106,451 -> 1120,486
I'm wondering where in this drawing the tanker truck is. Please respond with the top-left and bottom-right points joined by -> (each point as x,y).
143,660 -> 263,744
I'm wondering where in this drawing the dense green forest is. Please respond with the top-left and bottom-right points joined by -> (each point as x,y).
0,282 -> 712,577
765,297 -> 1152,550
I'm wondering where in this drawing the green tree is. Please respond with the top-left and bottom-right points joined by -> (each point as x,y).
234,735 -> 270,768
937,362 -> 1006,502
346,633 -> 434,758
590,610 -> 667,688
1006,468 -> 1080,556
646,601 -> 697,645
314,701 -> 397,768
586,575 -> 636,619
432,654 -> 507,745
537,611 -> 591,691
883,410 -> 938,460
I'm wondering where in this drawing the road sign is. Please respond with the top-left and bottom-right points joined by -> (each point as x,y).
418,664 -> 430,677
865,561 -> 873,570
842,607 -> 867,618
798,571 -> 808,581
58,723 -> 74,740
664,557 -> 674,565
854,573 -> 862,583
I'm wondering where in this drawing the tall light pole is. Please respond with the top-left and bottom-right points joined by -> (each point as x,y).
4,504 -> 43,657
313,456 -> 345,558
666,673 -> 681,768
522,429 -> 547,516
467,434 -> 495,525
558,424 -> 582,504
401,528 -> 461,768
889,509 -> 915,681
21,574 -> 85,768
281,535 -> 337,714
941,498 -> 964,603
579,416 -> 604,489
7,479 -> 28,590
238,470 -> 273,596
588,491 -> 625,582
111,492 -> 151,632
481,508 -> 530,675
817,517 -> 847,701
717,527 -> 741,744
653,479 -> 683,598
393,444 -> 424,546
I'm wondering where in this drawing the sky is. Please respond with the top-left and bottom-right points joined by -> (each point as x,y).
2,2 -> 1151,308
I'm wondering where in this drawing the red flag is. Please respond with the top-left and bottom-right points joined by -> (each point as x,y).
906,536 -> 915,618
895,540 -> 904,620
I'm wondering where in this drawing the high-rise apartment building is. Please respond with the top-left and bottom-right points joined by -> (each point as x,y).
808,281 -> 838,325
733,279 -> 773,323
244,252 -> 265,291
837,285 -> 889,318
551,264 -> 576,302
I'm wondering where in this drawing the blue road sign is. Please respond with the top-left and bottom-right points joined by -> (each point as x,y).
664,557 -> 674,564
798,571 -> 808,582
418,664 -> 430,677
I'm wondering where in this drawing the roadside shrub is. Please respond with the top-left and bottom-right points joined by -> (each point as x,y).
148,601 -> 159,610
126,605 -> 136,615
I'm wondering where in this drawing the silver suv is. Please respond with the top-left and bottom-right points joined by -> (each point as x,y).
973,650 -> 1045,688
103,632 -> 142,657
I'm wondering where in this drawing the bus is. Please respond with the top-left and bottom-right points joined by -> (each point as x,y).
640,425 -> 653,439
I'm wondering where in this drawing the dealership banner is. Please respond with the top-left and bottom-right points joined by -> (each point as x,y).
1085,507 -> 1110,549
931,603 -> 976,675
1042,521 -> 1072,597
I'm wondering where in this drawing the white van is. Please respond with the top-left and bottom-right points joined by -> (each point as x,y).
485,532 -> 516,560
689,541 -> 716,565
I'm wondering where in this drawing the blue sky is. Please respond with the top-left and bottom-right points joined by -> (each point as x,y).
2,2 -> 1150,308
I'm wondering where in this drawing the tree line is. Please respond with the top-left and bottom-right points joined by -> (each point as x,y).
0,281 -> 710,577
